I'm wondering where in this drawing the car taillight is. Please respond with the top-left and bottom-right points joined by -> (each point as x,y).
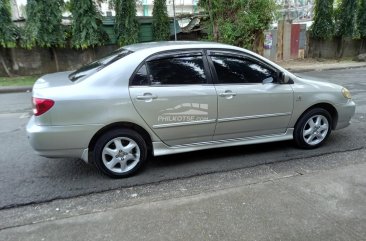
32,98 -> 55,116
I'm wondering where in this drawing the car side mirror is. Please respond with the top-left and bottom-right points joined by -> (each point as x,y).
278,72 -> 293,84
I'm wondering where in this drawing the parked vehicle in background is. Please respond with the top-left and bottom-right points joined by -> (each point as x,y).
26,41 -> 356,178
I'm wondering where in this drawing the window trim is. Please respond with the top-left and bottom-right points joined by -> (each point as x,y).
129,49 -> 214,87
146,50 -> 203,62
129,63 -> 149,87
206,50 -> 280,85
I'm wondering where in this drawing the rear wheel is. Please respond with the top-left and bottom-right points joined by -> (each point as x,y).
93,129 -> 148,178
294,108 -> 332,149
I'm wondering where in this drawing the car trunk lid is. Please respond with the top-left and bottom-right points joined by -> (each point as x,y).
33,71 -> 74,90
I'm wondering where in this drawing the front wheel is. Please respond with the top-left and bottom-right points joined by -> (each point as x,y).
294,108 -> 332,149
93,129 -> 148,178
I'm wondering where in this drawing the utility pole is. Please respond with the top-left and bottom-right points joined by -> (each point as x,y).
172,0 -> 177,41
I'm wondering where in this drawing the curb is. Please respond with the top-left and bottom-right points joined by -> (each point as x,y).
0,86 -> 32,94
287,64 -> 366,73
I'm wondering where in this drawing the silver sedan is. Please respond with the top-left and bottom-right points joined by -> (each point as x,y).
26,41 -> 356,178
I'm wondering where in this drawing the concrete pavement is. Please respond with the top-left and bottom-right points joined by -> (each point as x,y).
1,148 -> 365,241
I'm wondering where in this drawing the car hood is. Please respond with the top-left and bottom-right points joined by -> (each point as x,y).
295,76 -> 343,91
33,71 -> 74,90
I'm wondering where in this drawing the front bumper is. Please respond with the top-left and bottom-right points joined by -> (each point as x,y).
26,116 -> 103,159
335,100 -> 356,130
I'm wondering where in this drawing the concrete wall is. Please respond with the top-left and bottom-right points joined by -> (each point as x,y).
0,45 -> 118,77
307,37 -> 366,59
1,37 -> 365,77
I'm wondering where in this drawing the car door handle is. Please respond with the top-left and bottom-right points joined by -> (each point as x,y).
219,92 -> 237,97
136,93 -> 158,101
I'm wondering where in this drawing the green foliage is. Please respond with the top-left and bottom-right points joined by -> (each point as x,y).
358,0 -> 366,38
0,0 -> 19,48
335,0 -> 359,38
152,0 -> 170,41
311,0 -> 334,40
199,0 -> 277,49
0,75 -> 39,87
22,0 -> 65,49
70,0 -> 107,49
115,0 -> 139,46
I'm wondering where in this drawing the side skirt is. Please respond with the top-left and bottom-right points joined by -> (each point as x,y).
153,128 -> 294,156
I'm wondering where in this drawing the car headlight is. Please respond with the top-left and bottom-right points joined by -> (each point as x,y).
341,88 -> 352,99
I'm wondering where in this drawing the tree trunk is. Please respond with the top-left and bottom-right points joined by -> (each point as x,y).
253,32 -> 264,55
360,39 -> 365,54
10,48 -> 19,71
213,21 -> 219,41
207,0 -> 219,41
276,20 -> 284,61
337,37 -> 345,59
87,48 -> 95,63
0,52 -> 13,77
92,47 -> 96,60
318,39 -> 322,59
51,47 -> 60,72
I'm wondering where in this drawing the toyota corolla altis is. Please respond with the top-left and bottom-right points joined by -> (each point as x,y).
26,41 -> 356,178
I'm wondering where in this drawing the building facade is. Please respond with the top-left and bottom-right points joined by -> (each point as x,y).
137,0 -> 199,17
100,0 -> 199,17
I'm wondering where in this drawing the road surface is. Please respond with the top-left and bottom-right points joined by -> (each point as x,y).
0,68 -> 365,210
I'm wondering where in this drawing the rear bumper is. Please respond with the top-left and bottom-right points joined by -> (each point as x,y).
335,100 -> 356,130
26,116 -> 102,159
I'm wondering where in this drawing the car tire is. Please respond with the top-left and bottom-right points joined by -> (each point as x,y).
93,128 -> 148,178
294,108 -> 332,149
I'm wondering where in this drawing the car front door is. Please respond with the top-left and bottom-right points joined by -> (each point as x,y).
208,51 -> 294,141
129,51 -> 218,146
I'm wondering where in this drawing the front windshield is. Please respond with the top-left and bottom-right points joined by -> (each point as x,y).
68,49 -> 132,82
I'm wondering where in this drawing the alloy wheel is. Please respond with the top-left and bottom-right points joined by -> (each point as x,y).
302,114 -> 329,146
102,137 -> 141,174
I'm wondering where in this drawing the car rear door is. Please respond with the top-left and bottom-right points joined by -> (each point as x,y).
207,50 -> 294,141
129,51 -> 218,146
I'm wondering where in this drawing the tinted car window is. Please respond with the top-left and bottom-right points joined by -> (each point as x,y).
69,49 -> 132,82
131,64 -> 149,86
211,56 -> 276,84
147,56 -> 207,85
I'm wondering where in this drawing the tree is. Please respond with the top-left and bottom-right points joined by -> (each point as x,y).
358,0 -> 366,51
335,0 -> 359,57
0,0 -> 18,48
311,0 -> 334,40
70,0 -> 107,49
359,0 -> 366,38
335,0 -> 359,38
23,0 -> 65,48
22,0 -> 65,70
115,0 -> 139,46
152,0 -> 170,41
199,0 -> 277,50
0,0 -> 19,77
199,0 -> 219,41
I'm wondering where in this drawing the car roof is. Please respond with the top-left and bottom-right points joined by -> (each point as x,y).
120,41 -> 288,75
124,41 -> 240,52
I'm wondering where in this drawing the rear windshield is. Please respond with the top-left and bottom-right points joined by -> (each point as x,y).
68,49 -> 132,82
